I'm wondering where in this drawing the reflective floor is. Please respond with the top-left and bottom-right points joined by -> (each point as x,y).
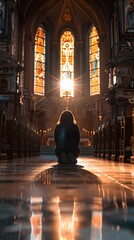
0,155 -> 134,240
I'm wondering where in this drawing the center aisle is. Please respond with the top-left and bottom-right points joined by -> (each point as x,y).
0,155 -> 134,240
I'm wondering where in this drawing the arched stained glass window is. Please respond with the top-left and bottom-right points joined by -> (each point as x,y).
34,27 -> 46,96
89,26 -> 100,96
60,30 -> 74,97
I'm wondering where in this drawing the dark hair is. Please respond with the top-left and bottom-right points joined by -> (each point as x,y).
59,110 -> 74,124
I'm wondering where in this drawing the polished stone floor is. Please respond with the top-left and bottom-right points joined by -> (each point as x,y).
0,155 -> 134,240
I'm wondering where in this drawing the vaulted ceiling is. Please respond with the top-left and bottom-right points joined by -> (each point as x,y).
17,0 -> 114,38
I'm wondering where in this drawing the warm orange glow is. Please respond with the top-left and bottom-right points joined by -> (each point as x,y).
91,198 -> 102,240
60,79 -> 74,97
30,213 -> 42,239
58,201 -> 75,240
89,26 -> 100,96
91,211 -> 102,228
34,27 -> 45,96
30,197 -> 43,240
59,215 -> 74,240
60,31 -> 74,97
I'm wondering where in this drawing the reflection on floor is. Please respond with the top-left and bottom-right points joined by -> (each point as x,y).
0,155 -> 134,240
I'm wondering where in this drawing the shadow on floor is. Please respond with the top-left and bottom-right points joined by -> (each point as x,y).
35,164 -> 101,185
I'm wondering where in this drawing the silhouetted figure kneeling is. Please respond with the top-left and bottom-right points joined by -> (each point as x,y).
54,110 -> 80,164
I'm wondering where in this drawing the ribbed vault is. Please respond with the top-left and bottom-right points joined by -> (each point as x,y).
19,0 -> 114,38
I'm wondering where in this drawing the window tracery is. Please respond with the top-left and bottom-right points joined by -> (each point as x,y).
60,30 -> 74,97
89,26 -> 100,96
34,27 -> 46,96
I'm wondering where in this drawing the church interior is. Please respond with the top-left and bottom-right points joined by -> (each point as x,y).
0,0 -> 134,239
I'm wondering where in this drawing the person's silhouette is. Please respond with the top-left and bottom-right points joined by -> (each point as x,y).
54,110 -> 80,164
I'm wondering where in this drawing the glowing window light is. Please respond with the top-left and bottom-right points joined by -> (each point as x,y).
90,197 -> 102,240
58,206 -> 74,239
60,78 -> 74,97
89,25 -> 100,96
34,27 -> 46,96
30,197 -> 43,240
60,30 -> 74,97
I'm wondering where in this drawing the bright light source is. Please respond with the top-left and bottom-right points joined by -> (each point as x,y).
60,78 -> 74,97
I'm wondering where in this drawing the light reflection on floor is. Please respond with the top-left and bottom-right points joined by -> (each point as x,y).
0,156 -> 134,240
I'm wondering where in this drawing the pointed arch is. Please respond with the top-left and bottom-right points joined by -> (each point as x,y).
89,25 -> 100,96
34,26 -> 46,96
60,30 -> 74,97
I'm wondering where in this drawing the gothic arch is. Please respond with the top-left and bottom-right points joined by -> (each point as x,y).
23,0 -> 109,42
22,0 -> 111,96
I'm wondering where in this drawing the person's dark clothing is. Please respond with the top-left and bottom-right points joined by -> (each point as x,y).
54,122 -> 80,157
54,110 -> 80,163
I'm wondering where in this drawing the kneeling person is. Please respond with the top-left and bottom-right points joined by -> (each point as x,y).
54,110 -> 80,164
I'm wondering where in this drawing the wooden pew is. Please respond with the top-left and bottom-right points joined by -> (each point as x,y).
93,130 -> 98,157
100,124 -> 106,159
130,109 -> 134,163
111,117 -> 120,161
16,123 -> 25,158
29,128 -> 35,156
105,121 -> 112,160
97,127 -> 102,158
0,111 -> 7,159
119,112 -> 132,163
6,118 -> 18,159
23,125 -> 30,157
36,130 -> 40,155
34,130 -> 40,156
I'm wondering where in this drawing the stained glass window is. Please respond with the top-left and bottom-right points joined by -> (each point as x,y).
60,30 -> 74,97
89,26 -> 100,96
34,27 -> 46,95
